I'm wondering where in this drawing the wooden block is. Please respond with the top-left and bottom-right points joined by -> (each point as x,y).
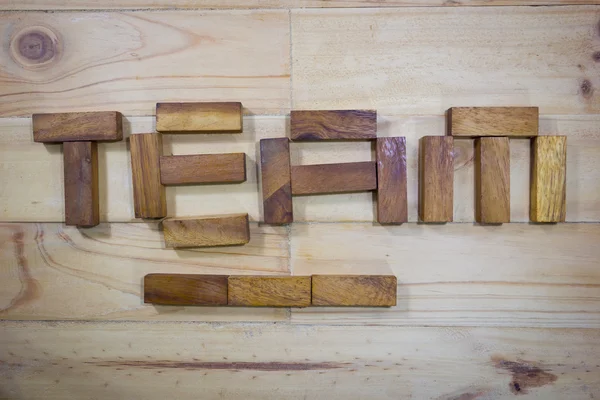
419,136 -> 454,222
144,274 -> 228,306
228,276 -> 311,307
162,214 -> 250,248
290,110 -> 377,141
63,141 -> 99,227
476,137 -> 510,223
156,102 -> 242,133
376,137 -> 407,224
311,275 -> 397,307
447,107 -> 538,137
260,138 -> 293,224
159,153 -> 246,185
291,162 -> 377,195
130,134 -> 167,219
33,112 -> 123,143
531,136 -> 567,223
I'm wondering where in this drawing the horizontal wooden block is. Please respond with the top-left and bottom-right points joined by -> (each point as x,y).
156,102 -> 242,133
419,136 -> 454,222
130,134 -> 167,219
291,162 -> 377,195
376,137 -> 408,224
531,136 -> 567,223
162,214 -> 250,248
447,107 -> 538,137
228,276 -> 311,307
33,112 -> 123,143
311,275 -> 397,307
63,141 -> 99,227
290,110 -> 377,141
260,138 -> 293,224
476,137 -> 510,224
160,153 -> 246,185
144,274 -> 228,306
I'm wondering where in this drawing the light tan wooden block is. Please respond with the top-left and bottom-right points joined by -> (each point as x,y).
311,275 -> 397,307
63,141 -> 99,227
531,136 -> 567,223
448,107 -> 538,137
130,133 -> 167,219
419,136 -> 453,222
162,214 -> 250,248
476,137 -> 510,223
33,111 -> 123,143
156,102 -> 242,133
291,162 -> 377,195
159,153 -> 246,185
228,276 -> 311,307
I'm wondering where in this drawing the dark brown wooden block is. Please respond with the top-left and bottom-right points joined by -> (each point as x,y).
162,214 -> 250,248
291,162 -> 377,195
476,137 -> 510,224
290,110 -> 377,141
311,275 -> 397,307
260,138 -> 293,224
419,136 -> 454,222
159,153 -> 246,185
130,133 -> 167,219
144,274 -> 228,306
228,276 -> 311,307
63,141 -> 99,227
376,137 -> 407,224
156,102 -> 242,133
447,107 -> 538,137
531,136 -> 567,223
33,112 -> 123,143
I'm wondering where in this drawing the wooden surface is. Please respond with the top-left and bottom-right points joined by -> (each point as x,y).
260,138 -> 293,224
163,214 -> 250,248
531,136 -> 567,223
228,276 -> 311,307
156,102 -> 243,133
291,162 -> 377,195
290,110 -> 377,140
475,137 -> 511,223
448,107 -> 539,137
130,133 -> 166,219
376,137 -> 408,224
63,141 -> 99,227
144,274 -> 228,306
160,153 -> 246,185
311,275 -> 397,306
32,112 -> 123,143
418,136 -> 454,222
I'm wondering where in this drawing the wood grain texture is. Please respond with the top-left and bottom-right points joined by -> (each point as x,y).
260,138 -> 293,224
290,110 -> 377,141
311,275 -> 397,307
531,136 -> 567,223
476,137 -> 510,224
448,107 -> 539,137
32,112 -> 123,143
130,133 -> 166,219
291,162 -> 377,195
63,141 -> 99,227
228,276 -> 311,307
159,153 -> 246,185
376,137 -> 407,224
419,136 -> 453,222
156,102 -> 243,133
163,214 -> 250,248
0,12 -> 289,116
143,274 -> 228,306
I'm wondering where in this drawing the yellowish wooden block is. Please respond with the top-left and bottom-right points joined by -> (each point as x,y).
448,107 -> 538,137
531,136 -> 567,223
156,102 -> 242,133
162,214 -> 250,248
228,276 -> 311,307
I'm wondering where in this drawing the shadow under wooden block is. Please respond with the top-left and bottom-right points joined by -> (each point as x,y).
63,141 -> 99,227
162,214 -> 250,248
376,137 -> 407,224
130,133 -> 167,219
531,136 -> 567,223
290,110 -> 377,141
418,136 -> 454,223
228,276 -> 311,307
159,153 -> 246,185
156,102 -> 242,133
33,111 -> 123,143
447,107 -> 538,138
475,137 -> 510,224
260,138 -> 293,224
291,162 -> 377,195
144,274 -> 228,306
311,275 -> 397,307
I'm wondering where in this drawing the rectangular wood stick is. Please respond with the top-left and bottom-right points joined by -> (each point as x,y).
144,274 -> 228,306
159,153 -> 246,185
290,110 -> 377,141
476,137 -> 510,224
156,102 -> 242,133
33,111 -> 123,143
162,214 -> 250,248
130,134 -> 167,219
260,138 -> 293,224
376,137 -> 407,224
228,276 -> 311,307
291,162 -> 377,195
311,275 -> 397,307
63,141 -> 99,227
531,136 -> 567,223
419,136 -> 454,222
447,107 -> 538,137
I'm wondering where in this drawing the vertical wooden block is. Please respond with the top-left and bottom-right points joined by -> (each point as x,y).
419,136 -> 454,222
447,107 -> 539,137
144,274 -> 228,306
159,153 -> 246,185
63,141 -> 99,227
162,214 -> 250,248
475,137 -> 510,224
531,136 -> 567,223
260,138 -> 293,224
156,102 -> 242,133
33,111 -> 123,143
376,137 -> 408,224
228,276 -> 311,307
311,275 -> 397,307
290,162 -> 377,195
290,110 -> 377,141
130,133 -> 167,219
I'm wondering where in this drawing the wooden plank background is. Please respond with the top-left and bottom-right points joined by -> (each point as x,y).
1,3 -> 599,399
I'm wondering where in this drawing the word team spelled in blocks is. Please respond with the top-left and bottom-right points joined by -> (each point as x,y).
291,162 -> 377,195
260,138 -> 293,224
531,136 -> 567,223
376,137 -> 408,224
228,276 -> 311,307
156,102 -> 243,133
311,275 -> 397,307
63,142 -> 99,227
290,110 -> 377,141
162,214 -> 250,248
447,107 -> 538,137
33,111 -> 123,143
144,274 -> 228,306
419,136 -> 454,223
475,137 -> 510,224
160,153 -> 246,185
130,133 -> 167,219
